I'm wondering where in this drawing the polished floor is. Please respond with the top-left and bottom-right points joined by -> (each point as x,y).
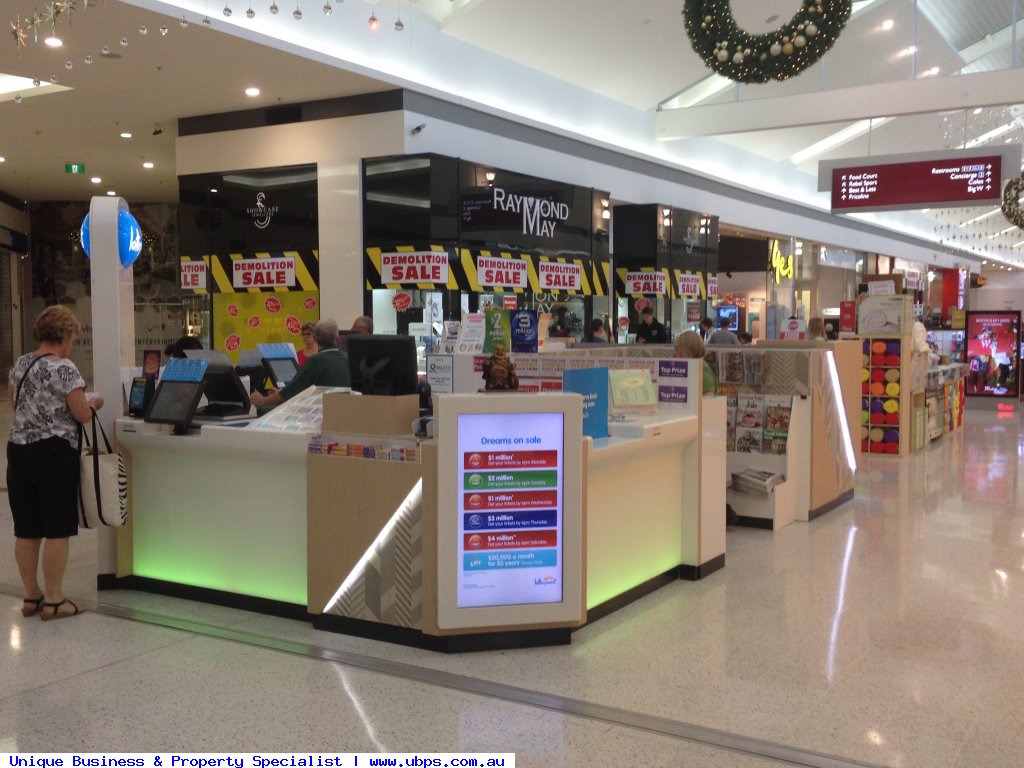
1,393 -> 1022,767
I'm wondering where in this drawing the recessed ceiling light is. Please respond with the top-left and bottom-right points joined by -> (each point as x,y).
106,190 -> 116,196
120,132 -> 133,139
245,87 -> 260,97
142,161 -> 154,169
44,36 -> 63,48
91,177 -> 101,183
210,188 -> 218,193
0,156 -> 5,163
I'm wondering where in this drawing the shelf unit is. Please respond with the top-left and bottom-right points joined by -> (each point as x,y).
861,336 -> 912,456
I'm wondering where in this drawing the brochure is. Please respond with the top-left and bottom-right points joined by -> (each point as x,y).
763,395 -> 792,455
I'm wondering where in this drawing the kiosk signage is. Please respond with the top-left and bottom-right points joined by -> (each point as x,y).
436,394 -> 584,630
457,411 -> 565,608
538,261 -> 582,291
624,271 -> 667,295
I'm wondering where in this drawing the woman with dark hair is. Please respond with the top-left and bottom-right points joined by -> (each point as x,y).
7,305 -> 104,620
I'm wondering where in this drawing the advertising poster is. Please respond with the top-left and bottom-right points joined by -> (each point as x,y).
510,310 -> 539,353
213,292 -> 319,364
457,412 -> 565,608
456,314 -> 486,353
965,312 -> 1021,397
562,367 -> 609,439
483,308 -> 512,353
656,359 -> 690,406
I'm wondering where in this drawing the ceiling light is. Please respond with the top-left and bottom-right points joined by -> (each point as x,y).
106,190 -> 116,196
293,3 -> 303,20
368,13 -> 379,29
898,46 -> 917,57
395,17 -> 404,31
921,66 -> 940,77
44,36 -> 63,48
485,171 -> 495,182
210,188 -> 218,193
245,87 -> 260,97
142,161 -> 154,169
322,2 -> 332,15
91,177 -> 101,184
881,19 -> 894,30
0,156 -> 5,163
602,209 -> 611,220
120,131 -> 133,139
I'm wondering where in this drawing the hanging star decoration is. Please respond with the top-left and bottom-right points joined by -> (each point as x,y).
682,0 -> 853,84
10,19 -> 27,50
1001,176 -> 1024,229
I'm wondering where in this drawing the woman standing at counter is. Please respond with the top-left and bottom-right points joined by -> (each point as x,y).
675,330 -> 718,396
7,305 -> 104,621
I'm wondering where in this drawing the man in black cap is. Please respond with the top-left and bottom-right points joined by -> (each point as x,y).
634,306 -> 666,344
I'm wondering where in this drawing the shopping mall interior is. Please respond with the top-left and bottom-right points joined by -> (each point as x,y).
2,2 -> 1024,766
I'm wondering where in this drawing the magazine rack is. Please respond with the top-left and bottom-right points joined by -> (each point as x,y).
709,341 -> 860,530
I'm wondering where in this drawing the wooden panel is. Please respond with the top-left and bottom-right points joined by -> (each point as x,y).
307,454 -> 423,613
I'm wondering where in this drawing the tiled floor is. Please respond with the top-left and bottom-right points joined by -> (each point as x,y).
2,392 -> 1022,767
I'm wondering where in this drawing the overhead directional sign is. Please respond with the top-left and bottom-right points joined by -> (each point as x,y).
831,155 -> 1001,212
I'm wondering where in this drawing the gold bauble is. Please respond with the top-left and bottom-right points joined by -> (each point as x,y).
783,42 -> 794,55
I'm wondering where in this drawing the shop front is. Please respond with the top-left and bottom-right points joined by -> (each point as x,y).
177,164 -> 321,359
362,154 -> 610,343
612,204 -> 719,341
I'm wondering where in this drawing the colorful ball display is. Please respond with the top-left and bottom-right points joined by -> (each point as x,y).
869,427 -> 884,442
885,412 -> 900,425
885,443 -> 900,454
872,341 -> 887,354
884,369 -> 900,382
883,398 -> 900,414
871,354 -> 887,366
870,382 -> 885,397
885,382 -> 901,397
871,369 -> 886,383
886,342 -> 901,355
871,412 -> 886,424
861,368 -> 870,381
861,382 -> 869,394
884,429 -> 900,443
886,354 -> 901,367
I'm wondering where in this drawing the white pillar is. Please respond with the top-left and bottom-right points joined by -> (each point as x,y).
88,195 -> 137,576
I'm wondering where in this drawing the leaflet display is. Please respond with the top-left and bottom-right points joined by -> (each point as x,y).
457,412 -> 565,608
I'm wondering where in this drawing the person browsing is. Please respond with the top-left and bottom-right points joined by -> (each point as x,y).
250,318 -> 350,408
675,329 -> 718,396
7,305 -> 104,621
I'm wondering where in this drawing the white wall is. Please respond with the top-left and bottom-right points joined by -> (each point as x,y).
175,111 -> 406,323
969,271 -> 1024,311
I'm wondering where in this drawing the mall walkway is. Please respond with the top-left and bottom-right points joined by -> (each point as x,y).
1,394 -> 1022,767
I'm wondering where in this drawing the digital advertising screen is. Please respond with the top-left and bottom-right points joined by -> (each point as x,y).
456,412 -> 564,609
965,312 -> 1021,397
716,304 -> 739,331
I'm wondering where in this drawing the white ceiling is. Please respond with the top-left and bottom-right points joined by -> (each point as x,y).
2,0 -> 1024,270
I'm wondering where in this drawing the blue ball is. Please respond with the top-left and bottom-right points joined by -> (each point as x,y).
79,209 -> 143,268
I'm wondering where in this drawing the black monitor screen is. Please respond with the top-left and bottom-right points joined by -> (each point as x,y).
145,380 -> 205,427
201,365 -> 251,408
265,356 -> 300,388
347,334 -> 419,396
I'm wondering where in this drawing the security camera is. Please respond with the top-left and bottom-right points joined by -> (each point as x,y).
410,123 -> 425,136
152,124 -> 163,136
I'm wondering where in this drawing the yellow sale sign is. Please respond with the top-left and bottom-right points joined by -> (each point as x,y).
213,291 -> 319,364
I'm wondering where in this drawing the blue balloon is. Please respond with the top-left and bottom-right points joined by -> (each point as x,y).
79,209 -> 143,268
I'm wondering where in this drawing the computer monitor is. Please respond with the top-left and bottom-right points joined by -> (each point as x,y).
263,356 -> 300,389
236,350 -> 269,394
716,305 -> 739,332
197,363 -> 251,417
347,334 -> 419,396
144,379 -> 205,434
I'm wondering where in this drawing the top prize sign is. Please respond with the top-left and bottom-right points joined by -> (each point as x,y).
831,155 -> 1001,212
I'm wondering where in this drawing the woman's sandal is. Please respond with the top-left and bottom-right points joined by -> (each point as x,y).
39,598 -> 85,621
21,596 -> 44,617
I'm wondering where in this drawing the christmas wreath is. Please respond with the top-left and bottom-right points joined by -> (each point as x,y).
1002,176 -> 1024,229
682,0 -> 853,84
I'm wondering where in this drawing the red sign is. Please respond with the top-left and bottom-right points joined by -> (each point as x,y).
502,295 -> 519,309
538,261 -> 582,291
839,300 -> 857,334
392,292 -> 413,312
381,251 -> 449,284
180,260 -> 206,290
464,450 -> 558,469
463,490 -> 558,511
625,271 -> 667,295
635,298 -> 651,312
686,301 -> 703,323
677,273 -> 701,297
831,155 -> 1001,212
618,316 -> 631,328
